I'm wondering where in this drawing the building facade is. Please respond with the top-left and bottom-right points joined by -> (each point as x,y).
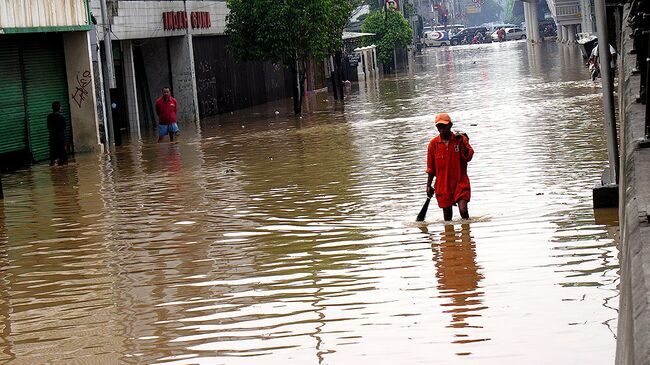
0,0 -> 101,167
90,0 -> 294,141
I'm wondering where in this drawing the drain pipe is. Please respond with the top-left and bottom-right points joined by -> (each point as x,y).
594,0 -> 620,183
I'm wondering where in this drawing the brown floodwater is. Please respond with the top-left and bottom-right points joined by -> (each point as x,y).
0,41 -> 619,364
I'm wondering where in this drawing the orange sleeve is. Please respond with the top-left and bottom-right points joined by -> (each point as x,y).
426,140 -> 436,174
462,137 -> 474,162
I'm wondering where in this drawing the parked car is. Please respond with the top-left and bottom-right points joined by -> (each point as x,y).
449,27 -> 492,45
433,24 -> 465,36
491,27 -> 526,41
423,30 -> 449,47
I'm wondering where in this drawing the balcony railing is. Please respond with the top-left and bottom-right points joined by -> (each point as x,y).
545,0 -> 583,25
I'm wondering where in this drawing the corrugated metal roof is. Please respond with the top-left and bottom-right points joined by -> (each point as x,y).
343,31 -> 375,40
0,0 -> 89,29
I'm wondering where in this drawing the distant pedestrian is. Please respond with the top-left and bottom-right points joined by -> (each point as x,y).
47,101 -> 68,166
497,27 -> 506,42
155,86 -> 179,143
590,42 -> 617,70
426,113 -> 474,221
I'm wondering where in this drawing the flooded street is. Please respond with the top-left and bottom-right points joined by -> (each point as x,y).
0,41 -> 619,364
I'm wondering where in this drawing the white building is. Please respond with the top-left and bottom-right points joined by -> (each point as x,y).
90,0 -> 294,141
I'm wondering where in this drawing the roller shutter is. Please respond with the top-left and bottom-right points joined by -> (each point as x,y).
0,40 -> 27,154
22,36 -> 72,162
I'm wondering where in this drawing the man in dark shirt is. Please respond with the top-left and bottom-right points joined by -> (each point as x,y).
47,101 -> 68,166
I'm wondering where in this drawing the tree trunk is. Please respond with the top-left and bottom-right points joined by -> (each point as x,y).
291,61 -> 302,115
334,50 -> 344,100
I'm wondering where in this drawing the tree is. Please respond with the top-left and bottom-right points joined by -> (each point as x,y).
225,0 -> 358,114
361,10 -> 412,71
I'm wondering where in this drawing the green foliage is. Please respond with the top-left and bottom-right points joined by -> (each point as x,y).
367,0 -> 384,11
504,0 -> 514,21
506,1 -> 524,25
505,14 -> 524,25
404,2 -> 414,18
361,10 -> 413,66
225,0 -> 358,66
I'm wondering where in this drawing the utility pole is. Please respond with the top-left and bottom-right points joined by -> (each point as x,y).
100,0 -> 116,147
594,0 -> 619,183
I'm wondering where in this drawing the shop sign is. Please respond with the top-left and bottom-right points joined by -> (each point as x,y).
163,11 -> 188,30
191,12 -> 211,29
348,53 -> 361,67
163,11 -> 212,30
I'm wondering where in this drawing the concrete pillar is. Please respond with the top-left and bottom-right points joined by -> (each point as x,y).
169,35 -> 199,126
62,31 -> 102,153
562,26 -> 569,43
529,0 -> 540,43
121,40 -> 141,140
362,50 -> 369,77
567,24 -> 577,43
581,0 -> 594,33
363,49 -> 370,75
523,2 -> 532,40
89,27 -> 107,148
372,46 -> 379,73
594,0 -> 619,183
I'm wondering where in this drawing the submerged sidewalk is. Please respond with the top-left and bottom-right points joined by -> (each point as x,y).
615,5 -> 650,363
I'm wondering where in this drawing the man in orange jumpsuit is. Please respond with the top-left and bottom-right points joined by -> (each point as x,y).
426,113 -> 474,221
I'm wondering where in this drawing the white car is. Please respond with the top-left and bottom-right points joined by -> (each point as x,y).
422,30 -> 449,47
491,27 -> 526,41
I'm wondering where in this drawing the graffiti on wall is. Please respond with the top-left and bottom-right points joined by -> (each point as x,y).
172,70 -> 195,120
194,59 -> 218,116
71,69 -> 92,108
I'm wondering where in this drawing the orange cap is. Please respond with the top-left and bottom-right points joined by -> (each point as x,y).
435,113 -> 452,125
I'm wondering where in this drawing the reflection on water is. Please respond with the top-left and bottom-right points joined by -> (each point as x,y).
434,225 -> 485,338
426,223 -> 488,356
0,42 -> 619,364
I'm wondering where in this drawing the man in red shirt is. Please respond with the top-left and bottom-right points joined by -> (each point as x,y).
155,86 -> 179,143
426,113 -> 474,221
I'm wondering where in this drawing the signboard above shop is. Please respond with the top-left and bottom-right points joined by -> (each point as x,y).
163,11 -> 211,30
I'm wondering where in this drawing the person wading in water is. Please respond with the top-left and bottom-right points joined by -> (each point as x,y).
426,113 -> 474,221
155,86 -> 179,143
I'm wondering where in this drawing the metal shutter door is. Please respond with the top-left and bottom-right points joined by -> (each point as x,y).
0,40 -> 28,154
22,35 -> 71,162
